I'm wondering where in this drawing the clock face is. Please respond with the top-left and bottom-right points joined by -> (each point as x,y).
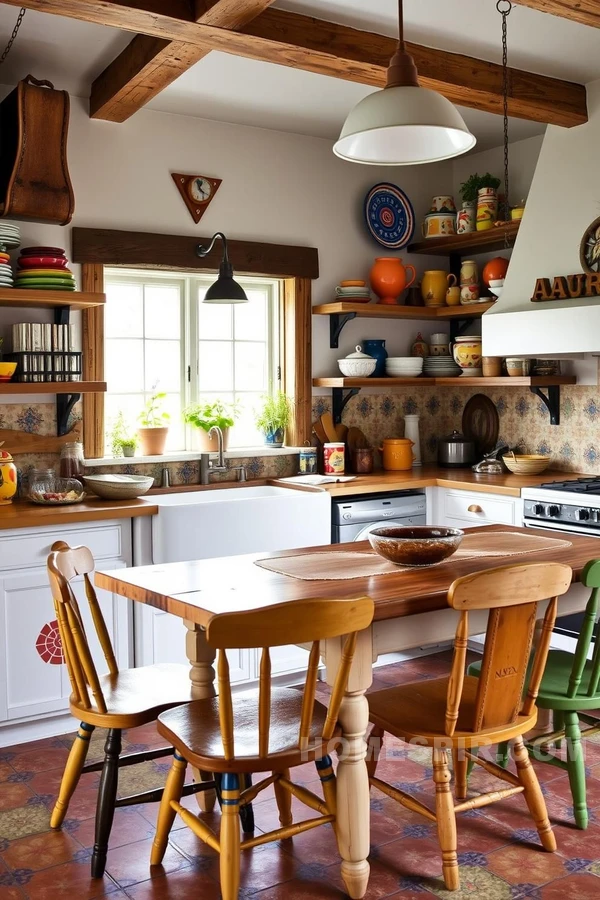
189,177 -> 212,204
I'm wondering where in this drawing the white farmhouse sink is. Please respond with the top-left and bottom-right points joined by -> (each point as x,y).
142,485 -> 331,564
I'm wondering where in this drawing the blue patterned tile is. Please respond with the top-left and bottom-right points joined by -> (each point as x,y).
16,406 -> 43,433
0,870 -> 33,886
584,398 -> 600,421
535,441 -> 552,455
510,885 -> 542,900
379,396 -> 395,417
312,397 -> 329,418
562,396 -> 576,419
247,457 -> 265,478
7,771 -> 33,783
584,446 -> 599,466
564,857 -> 592,873
450,394 -> 462,416
402,396 -> 419,415
515,396 -> 530,418
177,461 -> 197,484
357,396 -> 373,417
458,851 -> 488,866
559,442 -> 575,461
403,823 -> 434,838
425,395 -> 440,416
496,396 -> 508,416
511,828 -> 540,843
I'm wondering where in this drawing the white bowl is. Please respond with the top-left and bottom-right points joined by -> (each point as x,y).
489,285 -> 503,298
83,474 -> 154,499
489,279 -> 505,288
338,357 -> 377,377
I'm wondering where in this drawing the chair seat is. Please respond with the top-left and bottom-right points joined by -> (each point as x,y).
157,687 -> 341,773
70,663 -> 194,728
368,676 -> 537,748
469,653 -> 600,711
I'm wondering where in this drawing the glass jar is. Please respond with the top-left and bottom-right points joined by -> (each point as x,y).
60,442 -> 84,479
29,468 -> 56,496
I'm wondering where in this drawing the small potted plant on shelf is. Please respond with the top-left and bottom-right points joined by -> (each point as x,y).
183,399 -> 239,451
137,392 -> 170,456
458,172 -> 502,234
109,411 -> 139,458
254,391 -> 291,448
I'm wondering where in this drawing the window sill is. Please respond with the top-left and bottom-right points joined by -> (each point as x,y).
84,447 -> 302,466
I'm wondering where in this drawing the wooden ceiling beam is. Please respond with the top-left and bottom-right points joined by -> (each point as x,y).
3,0 -> 587,128
90,0 -> 277,122
514,1 -> 600,28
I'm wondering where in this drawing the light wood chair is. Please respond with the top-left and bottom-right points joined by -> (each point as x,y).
366,561 -> 572,892
47,542 -> 208,879
150,594 -> 374,900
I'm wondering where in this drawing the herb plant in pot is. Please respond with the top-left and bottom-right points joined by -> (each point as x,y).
137,392 -> 170,456
183,400 -> 238,452
109,411 -> 139,458
255,391 -> 291,448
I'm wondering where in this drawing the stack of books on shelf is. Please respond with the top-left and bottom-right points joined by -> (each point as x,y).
8,322 -> 82,383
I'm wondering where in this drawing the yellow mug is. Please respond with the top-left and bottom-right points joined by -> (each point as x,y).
446,285 -> 461,306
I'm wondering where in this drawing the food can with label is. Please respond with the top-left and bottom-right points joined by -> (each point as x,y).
323,442 -> 345,475
299,447 -> 318,474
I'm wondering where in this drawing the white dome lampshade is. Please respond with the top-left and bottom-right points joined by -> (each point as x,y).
333,1 -> 476,165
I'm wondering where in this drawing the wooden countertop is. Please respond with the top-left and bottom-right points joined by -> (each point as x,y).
0,497 -> 157,531
318,466 -> 581,498
96,525 -> 596,626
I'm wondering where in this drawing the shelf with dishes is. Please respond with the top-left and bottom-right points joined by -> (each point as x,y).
313,300 -> 495,348
0,381 -> 106,394
407,221 -> 520,256
0,287 -> 105,310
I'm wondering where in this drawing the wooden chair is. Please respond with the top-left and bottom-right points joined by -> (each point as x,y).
47,542 -> 209,879
366,561 -> 572,892
150,594 -> 374,900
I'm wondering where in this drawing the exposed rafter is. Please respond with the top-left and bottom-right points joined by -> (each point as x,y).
515,0 -> 600,28
91,1 -> 278,122
2,0 -> 588,127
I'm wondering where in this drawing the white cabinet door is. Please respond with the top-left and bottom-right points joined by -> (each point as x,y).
435,487 -> 522,528
0,559 -> 130,723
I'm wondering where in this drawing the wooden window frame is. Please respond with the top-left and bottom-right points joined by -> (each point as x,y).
74,228 -> 318,459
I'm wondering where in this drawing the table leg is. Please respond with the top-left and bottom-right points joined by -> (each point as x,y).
326,629 -> 373,900
184,619 -> 217,812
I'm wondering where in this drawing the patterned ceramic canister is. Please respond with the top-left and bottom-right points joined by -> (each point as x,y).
430,195 -> 456,213
421,212 -> 456,238
460,259 -> 478,286
457,203 -> 476,234
460,284 -> 480,304
476,187 -> 498,231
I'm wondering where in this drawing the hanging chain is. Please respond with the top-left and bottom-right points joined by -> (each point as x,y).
0,7 -> 26,67
497,0 -> 512,247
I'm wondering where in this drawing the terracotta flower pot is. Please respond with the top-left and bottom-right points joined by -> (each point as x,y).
370,257 -> 416,305
138,427 -> 169,456
197,426 -> 230,452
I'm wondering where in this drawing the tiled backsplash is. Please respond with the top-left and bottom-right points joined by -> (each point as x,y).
5,385 -> 600,484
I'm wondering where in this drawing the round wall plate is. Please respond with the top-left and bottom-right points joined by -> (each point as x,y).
364,183 -> 415,249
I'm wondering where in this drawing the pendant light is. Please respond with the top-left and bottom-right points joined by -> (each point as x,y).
333,0 -> 476,165
196,232 -> 248,303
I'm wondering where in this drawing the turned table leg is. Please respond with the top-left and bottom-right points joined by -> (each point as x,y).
184,619 -> 217,812
326,628 -> 373,900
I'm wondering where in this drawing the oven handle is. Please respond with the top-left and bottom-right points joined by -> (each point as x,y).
523,519 -> 593,537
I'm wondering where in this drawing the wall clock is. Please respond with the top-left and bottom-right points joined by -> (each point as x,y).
580,215 -> 600,274
171,172 -> 222,224
364,183 -> 415,249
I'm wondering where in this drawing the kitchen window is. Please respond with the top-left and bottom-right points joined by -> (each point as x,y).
104,268 -> 281,451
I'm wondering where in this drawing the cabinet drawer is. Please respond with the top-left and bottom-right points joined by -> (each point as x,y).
443,490 -> 516,526
0,523 -> 124,571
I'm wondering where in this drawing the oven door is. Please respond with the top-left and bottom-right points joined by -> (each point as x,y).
523,518 -> 596,537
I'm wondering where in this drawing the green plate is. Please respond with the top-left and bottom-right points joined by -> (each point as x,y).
15,284 -> 76,291
15,277 -> 75,286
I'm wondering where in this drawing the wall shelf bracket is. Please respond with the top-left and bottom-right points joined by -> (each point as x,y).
530,385 -> 560,426
330,312 -> 356,348
332,387 -> 360,425
56,392 -> 81,436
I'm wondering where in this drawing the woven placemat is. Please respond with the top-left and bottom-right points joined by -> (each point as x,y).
254,532 -> 572,581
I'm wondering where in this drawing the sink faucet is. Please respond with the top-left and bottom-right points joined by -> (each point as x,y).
199,425 -> 228,485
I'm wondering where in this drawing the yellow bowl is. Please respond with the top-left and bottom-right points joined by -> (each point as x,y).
502,454 -> 551,475
0,362 -> 17,382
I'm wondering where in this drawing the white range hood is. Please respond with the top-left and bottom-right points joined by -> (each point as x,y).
482,77 -> 599,357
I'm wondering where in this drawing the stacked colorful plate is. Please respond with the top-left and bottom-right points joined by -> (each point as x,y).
15,246 -> 76,291
335,281 -> 371,304
423,357 -> 462,378
0,249 -> 14,288
0,223 -> 20,251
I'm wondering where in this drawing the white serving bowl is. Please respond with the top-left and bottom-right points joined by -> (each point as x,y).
489,285 -> 503,298
83,474 -> 154,500
338,357 -> 377,377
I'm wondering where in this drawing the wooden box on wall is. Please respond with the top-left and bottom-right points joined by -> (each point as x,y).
0,75 -> 74,225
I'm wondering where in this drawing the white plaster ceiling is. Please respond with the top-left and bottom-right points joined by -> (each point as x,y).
0,0 -> 597,150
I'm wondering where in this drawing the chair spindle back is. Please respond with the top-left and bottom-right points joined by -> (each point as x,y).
446,562 -> 572,735
46,543 -> 119,714
206,596 -> 374,759
567,559 -> 600,699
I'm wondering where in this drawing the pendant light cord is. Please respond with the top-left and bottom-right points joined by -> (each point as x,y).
0,8 -> 26,67
398,0 -> 404,47
497,0 -> 512,246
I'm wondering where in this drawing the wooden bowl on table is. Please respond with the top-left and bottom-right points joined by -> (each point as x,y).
368,526 -> 464,567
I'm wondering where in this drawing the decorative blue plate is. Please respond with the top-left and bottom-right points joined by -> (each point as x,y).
364,183 -> 415,249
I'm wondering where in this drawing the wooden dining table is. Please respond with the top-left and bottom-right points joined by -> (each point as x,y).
95,524 -> 600,899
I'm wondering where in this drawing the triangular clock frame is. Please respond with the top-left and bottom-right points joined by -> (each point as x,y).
171,173 -> 222,224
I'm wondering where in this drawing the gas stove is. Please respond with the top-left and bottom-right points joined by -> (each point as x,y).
522,478 -> 600,532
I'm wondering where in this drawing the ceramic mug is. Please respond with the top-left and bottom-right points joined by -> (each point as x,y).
430,195 -> 456,213
446,285 -> 461,306
460,284 -> 480,305
476,187 -> 498,232
421,213 -> 456,239
482,356 -> 502,377
457,204 -> 476,234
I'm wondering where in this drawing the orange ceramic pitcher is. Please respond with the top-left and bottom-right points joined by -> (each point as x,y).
370,257 -> 416,305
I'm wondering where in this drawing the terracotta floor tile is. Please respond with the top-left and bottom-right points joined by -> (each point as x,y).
122,869 -> 220,899
104,837 -> 190,888
552,820 -> 600,858
10,749 -> 70,776
539,872 -> 600,898
0,763 -> 15,782
0,786 -> 34,814
72,809 -> 155,851
368,837 -> 443,881
0,887 -> 25,900
2,830 -> 86,872
486,843 -> 569,885
22,859 -> 120,899
545,771 -> 600,809
252,878 -> 348,899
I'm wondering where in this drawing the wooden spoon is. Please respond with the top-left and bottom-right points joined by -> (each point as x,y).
313,419 -> 328,445
336,423 -> 348,442
320,412 -> 339,443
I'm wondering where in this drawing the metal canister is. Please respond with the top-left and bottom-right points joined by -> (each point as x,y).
323,442 -> 345,475
299,447 -> 317,475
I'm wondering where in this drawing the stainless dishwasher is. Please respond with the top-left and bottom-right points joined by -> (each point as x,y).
331,490 -> 426,543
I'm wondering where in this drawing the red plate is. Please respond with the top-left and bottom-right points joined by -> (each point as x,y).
18,257 -> 68,269
20,246 -> 65,256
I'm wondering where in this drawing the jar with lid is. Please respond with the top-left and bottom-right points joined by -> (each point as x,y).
60,442 -> 84,478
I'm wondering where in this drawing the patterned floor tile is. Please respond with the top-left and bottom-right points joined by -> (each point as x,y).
486,843 -> 568,885
20,858 -> 121,899
122,869 -> 221,899
425,864 -> 514,898
538,872 -> 600,898
104,837 -> 191,888
2,830 -> 87,873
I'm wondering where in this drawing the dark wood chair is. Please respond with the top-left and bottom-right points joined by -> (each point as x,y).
366,561 -> 572,891
47,542 -> 210,878
150,594 -> 374,900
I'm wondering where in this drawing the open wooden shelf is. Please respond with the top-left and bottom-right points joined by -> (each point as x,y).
313,376 -> 576,388
407,221 -> 520,256
0,287 -> 106,310
0,381 -> 106,394
313,301 -> 495,320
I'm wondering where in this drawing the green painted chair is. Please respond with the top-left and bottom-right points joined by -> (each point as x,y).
467,558 -> 600,829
